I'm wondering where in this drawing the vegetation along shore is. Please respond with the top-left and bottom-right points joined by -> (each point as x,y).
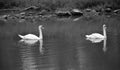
0,0 -> 120,21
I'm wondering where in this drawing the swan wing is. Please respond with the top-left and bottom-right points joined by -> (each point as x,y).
91,33 -> 104,38
86,33 -> 104,39
22,34 -> 39,39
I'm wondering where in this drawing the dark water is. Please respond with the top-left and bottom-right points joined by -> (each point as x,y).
0,16 -> 120,70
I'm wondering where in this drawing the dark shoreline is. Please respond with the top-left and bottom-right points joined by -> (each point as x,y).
0,0 -> 120,18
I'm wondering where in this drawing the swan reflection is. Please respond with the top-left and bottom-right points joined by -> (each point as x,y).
19,39 -> 38,45
18,39 -> 44,70
86,37 -> 107,52
19,39 -> 44,54
86,38 -> 104,43
39,40 -> 44,54
103,38 -> 107,52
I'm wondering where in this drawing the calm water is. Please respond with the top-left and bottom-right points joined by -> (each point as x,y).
0,16 -> 120,70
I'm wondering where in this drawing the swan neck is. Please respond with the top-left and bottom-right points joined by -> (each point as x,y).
39,27 -> 43,39
103,26 -> 106,38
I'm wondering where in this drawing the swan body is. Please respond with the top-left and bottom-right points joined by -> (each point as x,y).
86,24 -> 107,40
18,25 -> 43,40
86,33 -> 104,39
18,34 -> 40,39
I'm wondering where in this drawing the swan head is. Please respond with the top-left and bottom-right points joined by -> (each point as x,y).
103,24 -> 107,29
39,25 -> 44,29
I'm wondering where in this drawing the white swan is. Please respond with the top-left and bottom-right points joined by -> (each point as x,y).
86,24 -> 107,39
18,25 -> 44,40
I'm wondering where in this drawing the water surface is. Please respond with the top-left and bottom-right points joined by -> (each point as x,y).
0,16 -> 120,70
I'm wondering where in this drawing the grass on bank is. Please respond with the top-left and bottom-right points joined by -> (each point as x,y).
0,0 -> 120,11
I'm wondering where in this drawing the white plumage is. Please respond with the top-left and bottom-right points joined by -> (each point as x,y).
86,33 -> 104,39
18,34 -> 39,39
86,24 -> 107,43
18,25 -> 43,40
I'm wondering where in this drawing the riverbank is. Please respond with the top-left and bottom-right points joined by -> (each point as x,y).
0,0 -> 120,17
0,6 -> 120,22
0,0 -> 120,22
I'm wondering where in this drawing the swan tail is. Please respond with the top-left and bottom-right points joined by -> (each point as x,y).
18,34 -> 24,39
85,35 -> 89,38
